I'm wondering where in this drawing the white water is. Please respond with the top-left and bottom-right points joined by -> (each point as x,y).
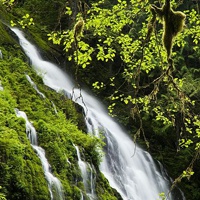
25,74 -> 45,98
51,101 -> 58,115
80,192 -> 84,200
11,27 -> 185,200
0,49 -> 3,59
0,80 -> 3,91
74,144 -> 96,199
15,109 -> 64,200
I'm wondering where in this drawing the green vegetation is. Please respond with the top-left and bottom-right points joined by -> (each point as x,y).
0,0 -> 200,199
0,186 -> 6,200
0,88 -> 50,200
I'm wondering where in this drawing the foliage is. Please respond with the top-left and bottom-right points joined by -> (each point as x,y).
18,0 -> 68,29
1,0 -> 15,8
10,13 -> 34,29
0,186 -> 6,200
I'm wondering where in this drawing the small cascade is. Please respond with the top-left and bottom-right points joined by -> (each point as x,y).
15,109 -> 64,200
74,144 -> 96,199
11,27 -> 185,200
25,74 -> 45,98
51,101 -> 58,115
0,80 -> 3,91
87,164 -> 96,198
80,191 -> 84,200
15,109 -> 37,145
0,49 -> 3,59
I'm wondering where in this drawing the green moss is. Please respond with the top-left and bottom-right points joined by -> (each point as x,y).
0,3 -> 12,22
0,22 -> 15,45
95,173 -> 123,200
0,90 -> 49,200
27,26 -> 52,53
0,4 -> 18,46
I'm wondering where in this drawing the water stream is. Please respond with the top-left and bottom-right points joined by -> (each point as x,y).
74,144 -> 96,199
25,74 -> 46,98
0,80 -> 4,91
15,109 -> 64,200
11,27 -> 185,200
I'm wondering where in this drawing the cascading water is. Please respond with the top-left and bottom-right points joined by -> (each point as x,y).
51,101 -> 58,115
11,27 -> 185,200
15,109 -> 64,200
25,74 -> 46,98
0,49 -> 3,59
0,80 -> 4,91
73,144 -> 96,199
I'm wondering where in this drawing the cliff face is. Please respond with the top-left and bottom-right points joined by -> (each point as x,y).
0,5 -> 120,200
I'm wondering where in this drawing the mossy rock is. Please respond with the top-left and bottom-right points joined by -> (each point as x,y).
0,22 -> 16,45
0,89 -> 50,200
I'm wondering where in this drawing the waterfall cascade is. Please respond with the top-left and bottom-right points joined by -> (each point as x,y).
25,74 -> 46,98
15,109 -> 64,200
0,80 -> 3,91
0,49 -> 3,59
74,144 -> 96,199
11,27 -> 185,200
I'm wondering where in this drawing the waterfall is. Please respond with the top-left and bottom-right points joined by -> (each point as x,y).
15,109 -> 64,200
25,74 -> 46,98
0,80 -> 3,91
11,27 -> 185,200
74,144 -> 96,199
0,49 -> 3,59
51,101 -> 58,115
80,192 -> 84,200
